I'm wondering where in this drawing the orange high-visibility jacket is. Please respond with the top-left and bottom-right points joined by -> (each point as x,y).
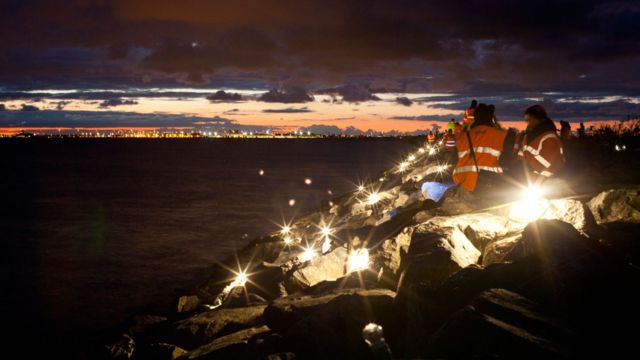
518,131 -> 565,178
444,132 -> 456,148
463,107 -> 475,125
453,125 -> 507,192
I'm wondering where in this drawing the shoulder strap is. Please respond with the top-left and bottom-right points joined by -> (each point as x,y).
465,129 -> 479,171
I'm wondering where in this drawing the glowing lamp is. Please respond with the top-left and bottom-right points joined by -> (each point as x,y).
283,236 -> 293,245
509,186 -> 548,223
231,271 -> 247,288
408,154 -> 416,161
300,247 -> 316,262
281,225 -> 291,235
321,226 -> 332,237
367,192 -> 381,205
418,148 -> 426,154
348,248 -> 369,272
357,185 -> 365,193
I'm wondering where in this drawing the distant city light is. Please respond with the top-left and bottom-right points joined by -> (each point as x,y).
304,178 -> 312,185
288,199 -> 296,206
259,169 -> 265,176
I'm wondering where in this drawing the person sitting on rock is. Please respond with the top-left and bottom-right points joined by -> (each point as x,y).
518,105 -> 565,181
453,103 -> 508,193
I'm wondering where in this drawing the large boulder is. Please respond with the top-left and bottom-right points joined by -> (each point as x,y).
399,224 -> 480,289
263,289 -> 396,358
168,305 -> 266,350
428,289 -> 574,358
541,199 -> 598,236
380,227 -> 413,275
421,213 -> 518,251
184,326 -> 271,359
588,188 -> 640,224
287,246 -> 347,289
482,234 -> 522,266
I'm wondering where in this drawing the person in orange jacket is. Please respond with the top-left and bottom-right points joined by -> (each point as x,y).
462,99 -> 477,128
427,131 -> 436,144
518,105 -> 565,180
453,104 -> 507,192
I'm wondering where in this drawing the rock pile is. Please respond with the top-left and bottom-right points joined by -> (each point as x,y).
105,144 -> 640,359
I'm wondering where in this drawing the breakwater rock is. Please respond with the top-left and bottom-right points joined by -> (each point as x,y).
105,143 -> 640,359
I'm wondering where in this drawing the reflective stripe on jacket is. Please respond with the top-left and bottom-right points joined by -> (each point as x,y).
453,125 -> 507,192
517,131 -> 565,177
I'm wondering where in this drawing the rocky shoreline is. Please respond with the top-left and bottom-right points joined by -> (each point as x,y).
104,143 -> 640,359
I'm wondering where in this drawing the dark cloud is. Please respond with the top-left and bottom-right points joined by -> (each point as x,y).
0,104 -> 6,111
258,87 -> 313,103
206,90 -> 243,102
21,104 -> 40,111
317,85 -> 381,102
98,98 -> 139,108
262,106 -> 312,113
396,96 -> 412,106
3,0 -> 638,94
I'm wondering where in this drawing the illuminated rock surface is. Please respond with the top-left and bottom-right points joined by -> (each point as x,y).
105,144 -> 640,359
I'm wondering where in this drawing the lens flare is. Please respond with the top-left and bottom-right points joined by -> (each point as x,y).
407,154 -> 416,161
367,192 -> 381,205
281,225 -> 291,235
229,271 -> 247,288
357,185 -> 365,193
283,236 -> 293,245
321,225 -> 332,237
348,248 -> 369,272
300,247 -> 316,262
509,186 -> 548,223
418,148 -> 426,154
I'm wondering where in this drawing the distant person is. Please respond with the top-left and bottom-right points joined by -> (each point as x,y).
462,99 -> 477,128
427,130 -> 436,144
578,122 -> 586,138
447,118 -> 456,133
488,104 -> 502,129
560,120 -> 572,140
518,105 -> 565,180
444,129 -> 456,150
453,103 -> 507,192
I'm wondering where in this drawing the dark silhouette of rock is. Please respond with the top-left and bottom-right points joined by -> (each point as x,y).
185,325 -> 270,359
176,295 -> 200,313
168,305 -> 266,350
428,289 -> 574,359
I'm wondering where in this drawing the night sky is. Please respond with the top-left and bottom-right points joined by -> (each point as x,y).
1,0 -> 640,133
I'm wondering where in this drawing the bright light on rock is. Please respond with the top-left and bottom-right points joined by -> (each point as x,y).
231,271 -> 247,288
322,237 -> 331,254
288,199 -> 296,207
418,148 -> 425,154
281,225 -> 291,235
357,185 -> 365,193
259,169 -> 264,176
283,236 -> 293,245
348,248 -> 369,272
428,147 -> 437,156
321,225 -> 332,237
367,192 -> 381,205
509,186 -> 548,223
408,154 -> 416,161
304,178 -> 312,185
300,247 -> 316,262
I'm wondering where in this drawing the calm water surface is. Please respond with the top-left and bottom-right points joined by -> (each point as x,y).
0,138 -> 415,354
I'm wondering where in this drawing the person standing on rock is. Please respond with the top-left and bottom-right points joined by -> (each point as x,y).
462,99 -> 478,129
453,103 -> 508,193
518,105 -> 565,181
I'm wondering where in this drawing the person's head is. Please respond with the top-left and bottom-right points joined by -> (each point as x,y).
472,103 -> 492,126
471,99 -> 478,108
450,118 -> 455,122
524,105 -> 549,128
